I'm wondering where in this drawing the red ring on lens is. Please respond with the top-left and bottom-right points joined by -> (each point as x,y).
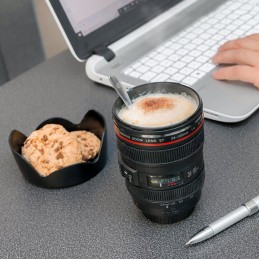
114,118 -> 204,147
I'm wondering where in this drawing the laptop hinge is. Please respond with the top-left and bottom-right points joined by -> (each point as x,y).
93,46 -> 115,62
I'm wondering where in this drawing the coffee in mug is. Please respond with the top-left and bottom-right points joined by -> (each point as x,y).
118,92 -> 197,127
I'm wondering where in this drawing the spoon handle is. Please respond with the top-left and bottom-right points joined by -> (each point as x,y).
109,76 -> 132,107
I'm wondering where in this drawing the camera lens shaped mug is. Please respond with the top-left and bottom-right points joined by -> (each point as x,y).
113,82 -> 205,224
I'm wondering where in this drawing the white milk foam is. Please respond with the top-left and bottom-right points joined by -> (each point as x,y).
118,92 -> 198,127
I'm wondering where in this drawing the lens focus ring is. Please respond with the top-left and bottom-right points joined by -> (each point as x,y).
118,128 -> 204,164
126,168 -> 205,202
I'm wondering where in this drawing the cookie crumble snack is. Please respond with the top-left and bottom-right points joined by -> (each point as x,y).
70,130 -> 101,161
22,124 -> 101,177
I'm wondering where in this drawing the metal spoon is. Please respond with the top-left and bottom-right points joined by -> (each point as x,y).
109,75 -> 132,108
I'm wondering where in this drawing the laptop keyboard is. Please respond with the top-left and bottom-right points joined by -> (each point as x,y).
123,0 -> 259,88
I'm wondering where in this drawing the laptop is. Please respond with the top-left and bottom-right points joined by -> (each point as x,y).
46,0 -> 259,123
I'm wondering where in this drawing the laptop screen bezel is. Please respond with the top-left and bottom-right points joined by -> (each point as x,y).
48,0 -> 183,61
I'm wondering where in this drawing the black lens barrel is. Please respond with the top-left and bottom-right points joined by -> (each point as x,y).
117,127 -> 204,164
113,82 -> 205,224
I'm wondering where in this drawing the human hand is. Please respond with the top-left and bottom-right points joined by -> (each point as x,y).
212,34 -> 259,89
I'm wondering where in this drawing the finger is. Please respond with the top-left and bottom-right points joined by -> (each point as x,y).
217,37 -> 259,53
212,49 -> 259,67
212,65 -> 259,89
247,33 -> 259,41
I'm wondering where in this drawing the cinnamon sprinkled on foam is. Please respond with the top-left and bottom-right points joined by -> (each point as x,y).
138,97 -> 174,113
118,93 -> 197,127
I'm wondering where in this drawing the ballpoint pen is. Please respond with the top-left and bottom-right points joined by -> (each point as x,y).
186,194 -> 259,245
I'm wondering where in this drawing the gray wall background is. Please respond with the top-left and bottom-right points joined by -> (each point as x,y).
0,0 -> 44,85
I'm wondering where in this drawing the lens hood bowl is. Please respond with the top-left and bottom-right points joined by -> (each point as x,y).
8,110 -> 107,188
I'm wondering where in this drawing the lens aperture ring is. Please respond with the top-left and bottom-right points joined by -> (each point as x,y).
118,127 -> 204,164
126,168 -> 205,202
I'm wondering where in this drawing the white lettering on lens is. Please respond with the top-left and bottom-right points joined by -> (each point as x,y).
132,137 -> 143,142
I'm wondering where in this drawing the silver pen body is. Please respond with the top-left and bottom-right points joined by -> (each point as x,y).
186,195 -> 259,245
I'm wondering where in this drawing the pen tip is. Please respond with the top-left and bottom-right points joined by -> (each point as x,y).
185,240 -> 191,246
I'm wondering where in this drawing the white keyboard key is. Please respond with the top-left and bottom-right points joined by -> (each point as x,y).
185,43 -> 197,50
181,55 -> 195,63
132,62 -> 141,69
129,71 -> 141,78
211,34 -> 225,41
196,44 -> 210,52
239,24 -> 252,31
136,65 -> 150,73
177,49 -> 189,56
242,4 -> 253,11
228,14 -> 239,20
228,3 -> 242,10
169,54 -> 181,61
233,19 -> 245,26
247,19 -> 258,26
199,23 -> 211,30
224,34 -> 239,41
172,61 -> 186,69
153,54 -> 166,61
161,48 -> 174,56
233,9 -> 248,16
204,39 -> 217,47
160,60 -> 173,68
191,70 -> 206,79
171,36 -> 180,42
185,33 -> 197,40
233,29 -> 245,37
163,41 -> 173,48
199,63 -> 215,73
170,43 -> 182,50
199,33 -> 213,40
225,24 -> 238,31
222,9 -> 232,15
222,18 -> 234,25
215,14 -> 226,20
204,50 -> 216,58
140,57 -> 150,64
182,76 -> 198,86
151,73 -> 170,82
151,65 -> 165,73
211,44 -> 221,51
189,50 -> 202,58
180,67 -> 194,76
170,73 -> 185,82
219,29 -> 231,36
164,67 -> 178,76
196,55 -> 209,63
124,68 -> 133,75
192,38 -> 204,45
140,72 -> 156,81
188,61 -> 202,69
192,28 -> 204,35
148,51 -> 158,58
207,18 -> 219,25
213,23 -> 225,30
240,14 -> 254,21
156,46 -> 166,53
145,59 -> 158,67
177,38 -> 190,45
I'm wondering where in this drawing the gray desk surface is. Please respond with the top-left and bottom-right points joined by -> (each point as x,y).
0,51 -> 258,259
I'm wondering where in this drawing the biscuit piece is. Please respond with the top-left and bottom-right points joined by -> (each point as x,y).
70,130 -> 101,161
22,124 -> 83,177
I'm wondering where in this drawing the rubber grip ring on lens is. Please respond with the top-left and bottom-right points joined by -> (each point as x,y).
118,128 -> 204,164
126,168 -> 205,202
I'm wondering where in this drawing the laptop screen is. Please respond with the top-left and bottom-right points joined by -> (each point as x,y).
48,0 -> 183,60
59,0 -> 144,37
